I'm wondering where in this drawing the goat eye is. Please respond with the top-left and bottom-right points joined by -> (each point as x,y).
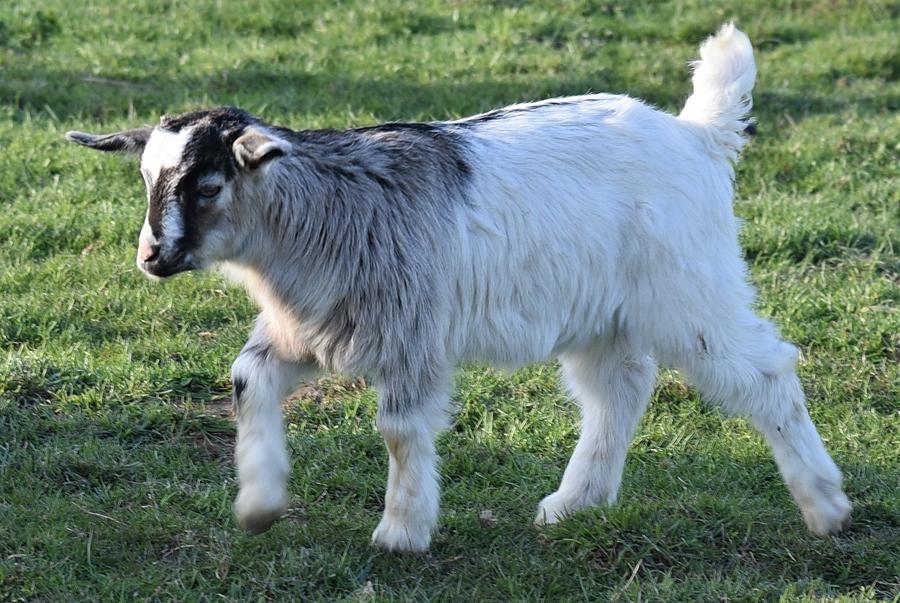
197,184 -> 221,199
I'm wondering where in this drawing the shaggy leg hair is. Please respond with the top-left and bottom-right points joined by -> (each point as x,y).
369,364 -> 453,551
231,318 -> 318,534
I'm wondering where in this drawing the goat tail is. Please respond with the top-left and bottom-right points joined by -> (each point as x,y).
679,23 -> 756,160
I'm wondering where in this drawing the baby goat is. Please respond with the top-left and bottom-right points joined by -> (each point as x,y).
67,25 -> 850,551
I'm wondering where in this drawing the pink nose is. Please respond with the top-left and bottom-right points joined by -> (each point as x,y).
138,238 -> 160,263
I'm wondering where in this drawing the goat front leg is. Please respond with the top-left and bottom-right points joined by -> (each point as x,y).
231,328 -> 316,534
371,379 -> 451,552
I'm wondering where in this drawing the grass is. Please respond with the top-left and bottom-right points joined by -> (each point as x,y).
1,0 -> 898,600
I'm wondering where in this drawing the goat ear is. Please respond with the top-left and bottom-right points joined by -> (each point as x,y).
65,127 -> 151,156
233,128 -> 289,170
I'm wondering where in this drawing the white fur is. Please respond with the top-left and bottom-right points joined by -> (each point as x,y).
434,26 -> 847,539
371,413 -> 443,552
232,350 -> 289,531
448,25 -> 842,543
680,23 -> 756,161
230,329 -> 319,533
536,339 -> 657,524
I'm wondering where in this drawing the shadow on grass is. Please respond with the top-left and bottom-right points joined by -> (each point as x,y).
756,90 -> 900,120
4,62 -> 896,154
1,61 -> 687,124
4,392 -> 897,598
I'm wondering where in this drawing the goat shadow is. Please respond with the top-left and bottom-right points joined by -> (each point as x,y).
1,61 -> 685,125
216,406 -> 900,599
6,57 -> 896,132
0,54 -> 900,131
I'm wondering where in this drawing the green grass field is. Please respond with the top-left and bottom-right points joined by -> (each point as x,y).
1,1 -> 898,600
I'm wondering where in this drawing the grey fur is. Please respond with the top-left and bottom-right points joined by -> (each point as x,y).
224,115 -> 471,411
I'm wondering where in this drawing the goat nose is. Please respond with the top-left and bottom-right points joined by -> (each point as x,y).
138,239 -> 160,263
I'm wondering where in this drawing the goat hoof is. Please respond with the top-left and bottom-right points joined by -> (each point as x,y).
237,508 -> 282,535
234,488 -> 286,535
534,491 -> 579,526
794,476 -> 851,537
371,515 -> 432,553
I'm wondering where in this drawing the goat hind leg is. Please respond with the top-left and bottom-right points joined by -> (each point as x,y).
536,341 -> 656,525
676,315 -> 851,535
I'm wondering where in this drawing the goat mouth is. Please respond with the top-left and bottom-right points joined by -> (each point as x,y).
137,254 -> 193,280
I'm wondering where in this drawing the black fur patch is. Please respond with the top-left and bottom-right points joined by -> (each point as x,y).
454,98 -> 591,127
232,376 -> 247,414
173,124 -> 240,250
147,109 -> 252,254
242,343 -> 272,360
161,106 -> 257,136
363,169 -> 395,191
698,333 -> 709,354
233,377 -> 247,402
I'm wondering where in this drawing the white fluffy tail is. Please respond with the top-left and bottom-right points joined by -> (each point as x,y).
679,23 -> 756,161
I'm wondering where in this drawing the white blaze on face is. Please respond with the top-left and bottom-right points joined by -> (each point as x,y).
136,126 -> 193,275
140,126 -> 193,183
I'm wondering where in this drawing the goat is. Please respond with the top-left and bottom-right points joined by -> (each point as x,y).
66,24 -> 850,552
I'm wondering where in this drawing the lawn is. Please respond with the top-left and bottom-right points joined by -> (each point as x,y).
1,0 -> 898,600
